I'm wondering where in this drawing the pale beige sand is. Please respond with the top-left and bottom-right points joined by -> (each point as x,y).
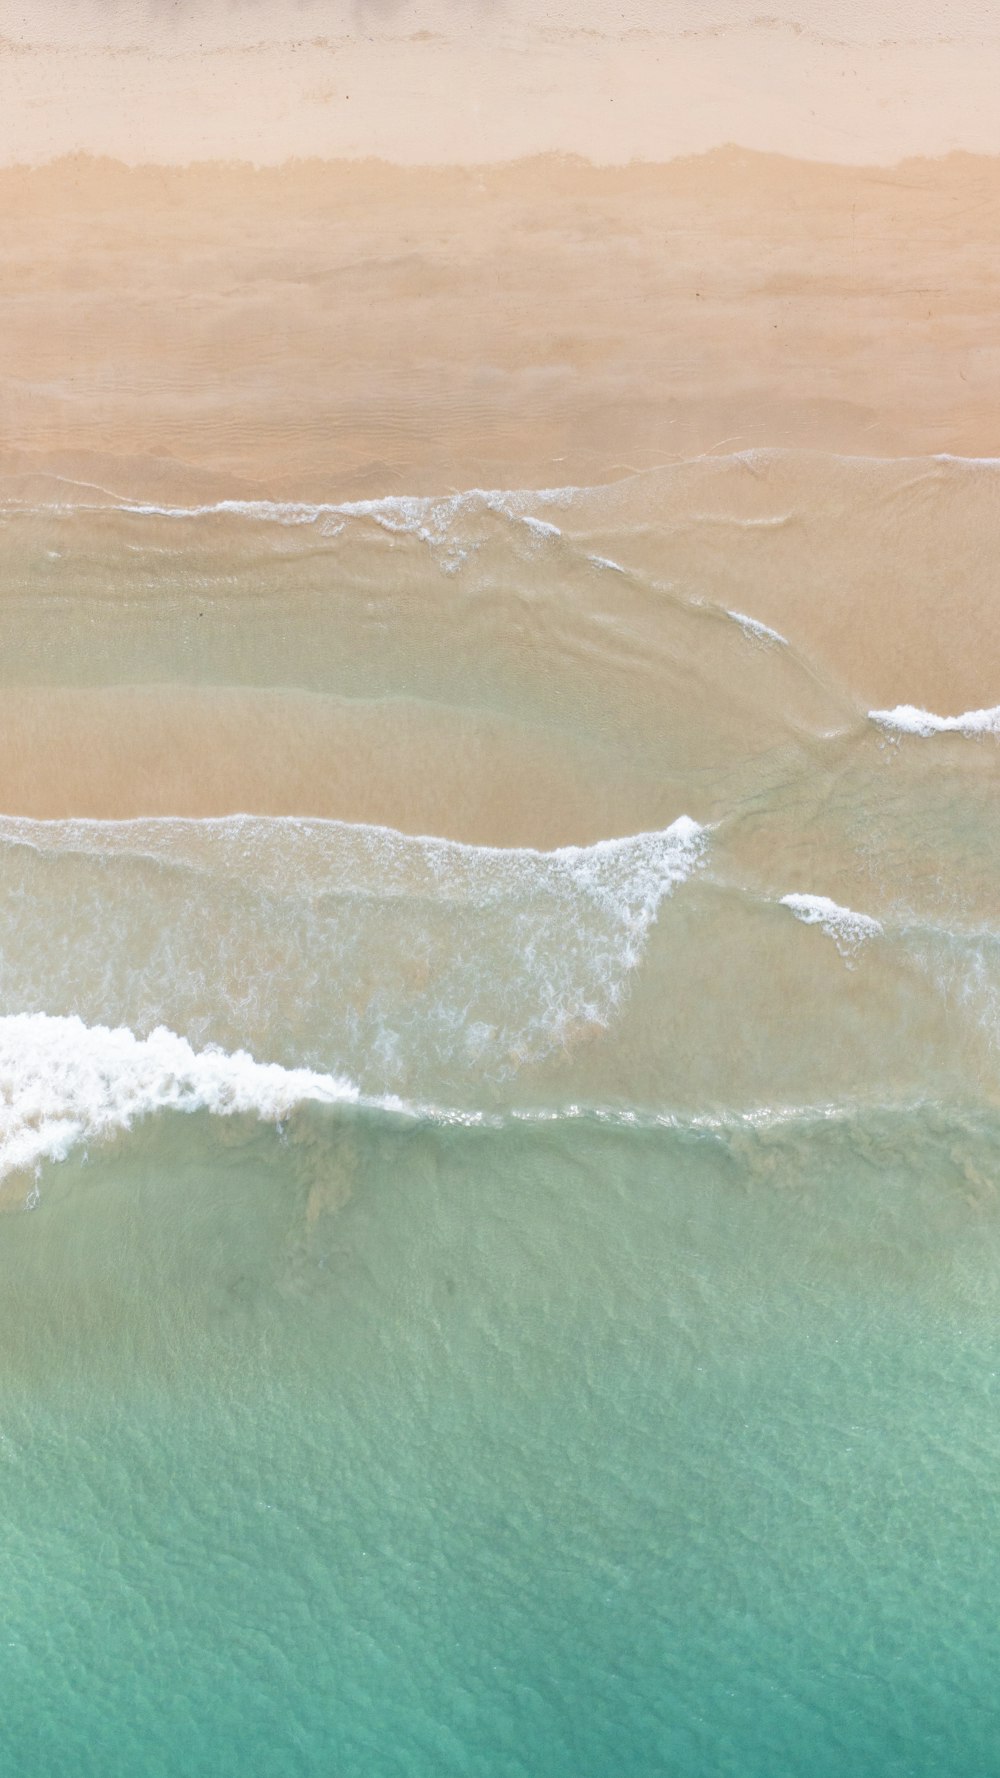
2,150 -> 999,499
3,2 -> 1000,167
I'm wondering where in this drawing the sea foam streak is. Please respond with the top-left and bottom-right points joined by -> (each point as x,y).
726,610 -> 788,646
3,484 -> 579,531
869,703 -> 1000,737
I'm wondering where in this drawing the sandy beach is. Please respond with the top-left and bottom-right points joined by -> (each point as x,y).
5,1 -> 1000,168
3,0 -> 1000,492
2,150 -> 999,499
0,683 -> 674,843
4,15 -> 1000,1772
1,2 -> 998,822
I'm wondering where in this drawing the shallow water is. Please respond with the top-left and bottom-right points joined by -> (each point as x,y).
2,1108 -> 999,1777
2,457 -> 999,1773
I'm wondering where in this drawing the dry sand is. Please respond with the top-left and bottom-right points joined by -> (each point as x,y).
4,2 -> 1000,167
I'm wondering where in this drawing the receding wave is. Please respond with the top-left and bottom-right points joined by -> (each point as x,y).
0,467 -> 861,775
0,814 -> 706,1099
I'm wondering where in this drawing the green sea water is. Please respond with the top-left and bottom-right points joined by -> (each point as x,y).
2,1103 -> 998,1777
3,464 -> 1000,1774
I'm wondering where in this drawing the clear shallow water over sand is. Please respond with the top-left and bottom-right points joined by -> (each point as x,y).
1,454 -> 1000,1771
3,1110 -> 1000,1777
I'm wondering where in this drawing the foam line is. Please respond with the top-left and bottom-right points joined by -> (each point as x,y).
869,704 -> 1000,737
1,485 -> 581,532
726,610 -> 789,646
0,1012 -> 958,1196
780,893 -> 882,957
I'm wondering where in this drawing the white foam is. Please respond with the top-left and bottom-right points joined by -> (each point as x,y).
726,610 -> 789,646
8,451 -> 1000,530
868,703 -> 1000,737
56,498 -> 332,526
0,809 -> 705,882
933,453 -> 1000,468
691,512 -> 794,530
1,482 -> 584,539
0,1014 -> 364,1186
0,808 -> 706,1182
780,893 -> 882,958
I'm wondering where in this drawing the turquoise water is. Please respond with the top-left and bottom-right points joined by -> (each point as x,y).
3,465 -> 1000,1773
2,1105 -> 998,1776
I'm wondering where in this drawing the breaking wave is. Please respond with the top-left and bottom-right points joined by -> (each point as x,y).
0,1010 -> 979,1199
0,1015 -> 362,1186
779,892 -> 883,957
869,703 -> 1000,738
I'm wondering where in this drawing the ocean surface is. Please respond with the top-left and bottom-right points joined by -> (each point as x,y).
2,456 -> 999,1775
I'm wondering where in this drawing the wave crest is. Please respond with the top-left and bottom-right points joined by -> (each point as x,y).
780,892 -> 882,958
869,703 -> 1000,737
0,1014 -> 361,1187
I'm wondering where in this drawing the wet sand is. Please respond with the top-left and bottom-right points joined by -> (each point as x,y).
2,4 -> 999,831
2,151 -> 999,498
0,684 -> 672,844
0,446 -> 998,835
